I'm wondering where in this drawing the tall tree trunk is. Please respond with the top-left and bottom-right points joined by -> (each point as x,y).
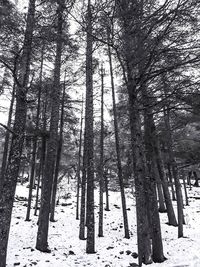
36,0 -> 64,251
34,143 -> 42,216
79,132 -> 87,240
182,175 -> 189,206
107,31 -> 129,239
164,107 -> 184,238
25,42 -> 44,221
142,95 -> 165,262
127,78 -> 152,266
76,100 -> 83,220
193,171 -> 199,187
167,163 -> 176,200
155,143 -> 177,226
50,74 -> 66,222
34,96 -> 47,216
85,0 -> 95,254
0,81 -> 16,194
0,1 -> 36,265
98,64 -> 104,237
187,171 -> 192,186
116,2 -> 152,263
104,168 -> 110,211
157,182 -> 166,213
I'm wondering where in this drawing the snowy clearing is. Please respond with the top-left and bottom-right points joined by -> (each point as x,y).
7,184 -> 200,267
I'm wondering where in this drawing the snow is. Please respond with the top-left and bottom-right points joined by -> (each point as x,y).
6,183 -> 200,267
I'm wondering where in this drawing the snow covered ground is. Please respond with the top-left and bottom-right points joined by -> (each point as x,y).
6,183 -> 200,267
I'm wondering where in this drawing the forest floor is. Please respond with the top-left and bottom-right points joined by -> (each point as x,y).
6,181 -> 200,267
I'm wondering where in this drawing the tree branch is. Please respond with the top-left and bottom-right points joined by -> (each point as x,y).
0,123 -> 16,136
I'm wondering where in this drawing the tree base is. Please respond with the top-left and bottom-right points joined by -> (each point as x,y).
159,209 -> 167,213
166,222 -> 178,227
105,208 -> 110,211
36,245 -> 51,253
86,250 -> 96,254
49,218 -> 56,222
98,234 -> 104,237
153,255 -> 167,263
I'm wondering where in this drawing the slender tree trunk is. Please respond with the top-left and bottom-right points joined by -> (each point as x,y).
153,154 -> 166,213
104,168 -> 110,211
167,163 -> 176,200
155,143 -> 177,226
98,64 -> 104,237
127,80 -> 152,266
193,171 -> 199,187
35,135 -> 46,217
79,134 -> 87,240
0,82 -> 16,194
36,0 -> 64,251
25,43 -> 44,221
142,101 -> 166,262
0,1 -> 36,265
157,179 -> 166,213
34,150 -> 42,216
34,96 -> 47,216
76,99 -> 83,220
85,0 -> 95,253
182,175 -> 189,206
116,4 -> 152,264
107,31 -> 129,239
188,171 -> 192,190
187,171 -> 192,186
164,107 -> 184,238
50,74 -> 66,222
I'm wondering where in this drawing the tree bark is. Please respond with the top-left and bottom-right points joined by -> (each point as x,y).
79,132 -> 87,240
157,182 -> 166,213
116,2 -> 152,264
142,99 -> 166,262
34,95 -> 47,216
187,171 -> 192,186
127,80 -> 152,266
50,74 -> 66,222
98,64 -> 104,237
0,81 -> 16,194
25,42 -> 44,221
0,0 -> 36,265
155,143 -> 177,226
193,171 -> 199,187
164,107 -> 184,238
182,175 -> 189,206
104,168 -> 110,211
85,0 -> 95,254
76,99 -> 83,220
36,0 -> 64,251
167,163 -> 176,200
107,31 -> 130,239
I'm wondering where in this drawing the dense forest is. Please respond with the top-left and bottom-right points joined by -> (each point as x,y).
0,0 -> 200,266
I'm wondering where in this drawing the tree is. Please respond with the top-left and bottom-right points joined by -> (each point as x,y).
0,0 -> 36,265
0,75 -> 16,193
36,0 -> 64,252
107,29 -> 130,239
50,73 -> 66,222
25,42 -> 44,221
76,98 -> 83,220
98,63 -> 105,237
85,0 -> 95,254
